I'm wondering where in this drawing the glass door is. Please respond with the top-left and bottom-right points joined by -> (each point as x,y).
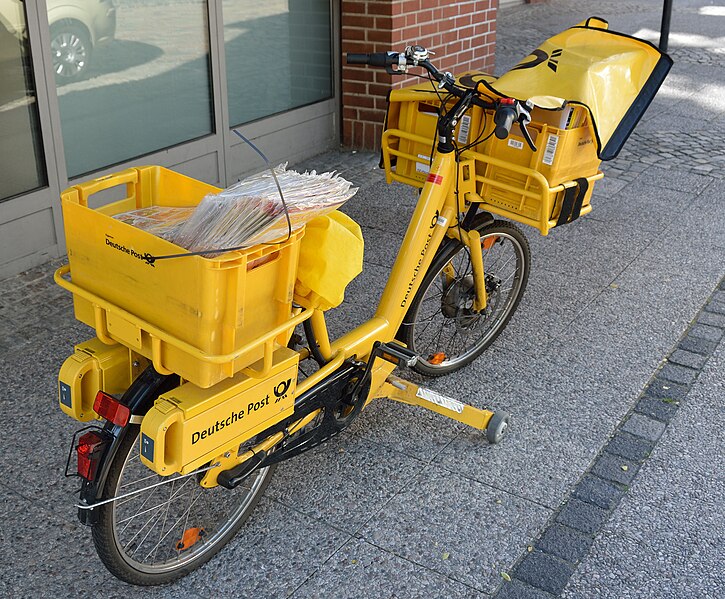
0,0 -> 48,202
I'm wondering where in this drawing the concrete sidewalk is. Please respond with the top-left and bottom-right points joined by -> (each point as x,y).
0,0 -> 723,597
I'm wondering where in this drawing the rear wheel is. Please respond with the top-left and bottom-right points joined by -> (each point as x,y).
92,426 -> 274,585
399,219 -> 530,376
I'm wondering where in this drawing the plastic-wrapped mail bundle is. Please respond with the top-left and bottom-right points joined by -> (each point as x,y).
173,165 -> 357,252
114,164 -> 358,254
112,206 -> 194,242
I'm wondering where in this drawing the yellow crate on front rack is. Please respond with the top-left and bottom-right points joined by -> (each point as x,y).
470,106 -> 602,234
381,76 -> 604,235
383,76 -> 491,186
58,166 -> 303,389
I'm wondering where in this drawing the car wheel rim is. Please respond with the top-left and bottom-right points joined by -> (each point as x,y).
51,32 -> 87,79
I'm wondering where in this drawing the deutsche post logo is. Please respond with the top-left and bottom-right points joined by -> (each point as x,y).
274,379 -> 292,398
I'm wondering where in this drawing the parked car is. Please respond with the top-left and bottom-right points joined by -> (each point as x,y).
0,0 -> 116,82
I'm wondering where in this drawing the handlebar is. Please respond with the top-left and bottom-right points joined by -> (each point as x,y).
494,100 -> 517,140
346,46 -> 537,151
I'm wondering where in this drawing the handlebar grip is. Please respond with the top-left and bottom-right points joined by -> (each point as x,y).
346,53 -> 371,65
494,105 -> 517,140
346,52 -> 396,67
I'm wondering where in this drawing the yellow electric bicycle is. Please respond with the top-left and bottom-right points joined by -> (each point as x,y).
56,47 -> 538,585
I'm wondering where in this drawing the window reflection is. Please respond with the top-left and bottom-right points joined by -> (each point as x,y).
51,0 -> 214,178
224,0 -> 332,127
0,0 -> 48,202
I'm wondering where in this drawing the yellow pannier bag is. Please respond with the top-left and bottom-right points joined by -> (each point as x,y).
294,210 -> 364,311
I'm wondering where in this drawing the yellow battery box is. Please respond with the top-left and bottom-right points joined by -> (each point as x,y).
140,346 -> 298,475
58,337 -> 149,422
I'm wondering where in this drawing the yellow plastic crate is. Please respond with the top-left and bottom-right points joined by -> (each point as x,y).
57,166 -> 304,389
471,108 -> 602,233
381,76 -> 604,235
382,76 -> 490,187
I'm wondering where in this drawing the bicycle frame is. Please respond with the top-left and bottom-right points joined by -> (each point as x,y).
288,148 -> 496,431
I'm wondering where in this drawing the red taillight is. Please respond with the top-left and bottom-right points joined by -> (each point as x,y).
500,97 -> 515,105
77,431 -> 106,480
93,391 -> 130,427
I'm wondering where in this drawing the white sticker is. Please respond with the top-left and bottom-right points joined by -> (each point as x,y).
416,387 -> 464,414
436,215 -> 448,227
416,154 -> 431,174
507,138 -> 524,150
457,115 -> 471,144
543,134 -> 559,165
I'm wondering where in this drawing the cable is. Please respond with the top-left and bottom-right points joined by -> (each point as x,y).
148,129 -> 293,262
231,129 -> 292,242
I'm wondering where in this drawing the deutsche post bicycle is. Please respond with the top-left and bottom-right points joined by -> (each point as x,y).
55,26 -> 670,583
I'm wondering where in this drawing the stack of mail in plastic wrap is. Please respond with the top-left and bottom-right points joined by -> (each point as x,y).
114,164 -> 358,253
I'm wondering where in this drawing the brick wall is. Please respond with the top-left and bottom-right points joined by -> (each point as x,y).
341,1 -> 498,149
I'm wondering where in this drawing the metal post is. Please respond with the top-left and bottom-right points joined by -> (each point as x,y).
659,0 -> 674,52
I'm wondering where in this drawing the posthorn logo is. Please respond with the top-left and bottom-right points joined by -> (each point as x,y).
511,48 -> 564,73
547,48 -> 563,72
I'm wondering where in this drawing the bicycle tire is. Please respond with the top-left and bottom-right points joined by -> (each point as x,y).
92,425 -> 275,585
398,219 -> 530,376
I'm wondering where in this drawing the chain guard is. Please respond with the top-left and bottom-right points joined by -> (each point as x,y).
261,361 -> 370,466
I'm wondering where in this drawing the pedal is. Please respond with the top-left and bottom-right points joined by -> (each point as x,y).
374,341 -> 418,368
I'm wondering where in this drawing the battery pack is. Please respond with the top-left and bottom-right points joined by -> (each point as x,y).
140,346 -> 298,475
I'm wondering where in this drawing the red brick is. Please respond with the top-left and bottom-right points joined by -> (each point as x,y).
342,80 -> 367,94
342,2 -> 366,15
342,27 -> 366,41
345,93 -> 375,109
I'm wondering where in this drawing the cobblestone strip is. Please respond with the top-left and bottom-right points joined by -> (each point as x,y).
492,276 -> 725,599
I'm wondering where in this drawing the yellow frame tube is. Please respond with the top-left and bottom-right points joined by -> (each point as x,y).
447,227 -> 487,311
383,375 -> 494,430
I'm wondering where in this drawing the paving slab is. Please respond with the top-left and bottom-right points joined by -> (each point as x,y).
266,432 -> 426,534
562,338 -> 725,598
294,538 -> 484,599
359,468 -> 552,593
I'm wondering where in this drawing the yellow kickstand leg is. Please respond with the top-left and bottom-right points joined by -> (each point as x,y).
380,374 -> 510,444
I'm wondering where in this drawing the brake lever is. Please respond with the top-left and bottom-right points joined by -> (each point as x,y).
517,101 -> 537,151
519,118 -> 537,152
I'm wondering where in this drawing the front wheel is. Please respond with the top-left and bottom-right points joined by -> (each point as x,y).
92,426 -> 275,585
399,219 -> 530,376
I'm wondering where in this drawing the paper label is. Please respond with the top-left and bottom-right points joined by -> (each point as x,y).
416,154 -> 431,174
543,134 -> 559,165
457,115 -> 471,144
508,139 -> 524,150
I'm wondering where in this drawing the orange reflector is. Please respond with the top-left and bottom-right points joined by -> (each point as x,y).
482,236 -> 498,250
176,527 -> 206,551
428,352 -> 446,365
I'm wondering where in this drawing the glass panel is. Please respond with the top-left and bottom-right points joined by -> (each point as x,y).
0,0 -> 48,201
224,0 -> 332,127
50,0 -> 214,178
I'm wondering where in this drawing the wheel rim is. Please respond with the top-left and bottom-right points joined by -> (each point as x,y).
51,32 -> 88,79
110,440 -> 269,575
410,230 -> 525,369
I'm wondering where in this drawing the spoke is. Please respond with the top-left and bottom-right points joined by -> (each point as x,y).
142,489 -> 206,563
174,483 -> 200,562
120,472 -> 159,490
119,485 -> 160,535
152,478 -> 175,563
118,476 -> 195,527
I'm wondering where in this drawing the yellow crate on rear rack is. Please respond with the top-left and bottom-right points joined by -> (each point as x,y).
56,166 -> 304,389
